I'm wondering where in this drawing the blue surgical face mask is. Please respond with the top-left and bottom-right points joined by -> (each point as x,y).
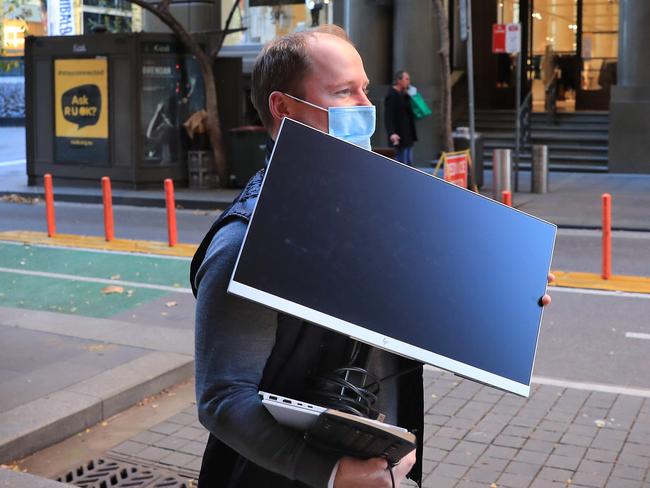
283,93 -> 376,150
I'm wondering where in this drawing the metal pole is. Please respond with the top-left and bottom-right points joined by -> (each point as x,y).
466,0 -> 476,165
532,144 -> 549,193
492,149 -> 512,200
515,49 -> 521,192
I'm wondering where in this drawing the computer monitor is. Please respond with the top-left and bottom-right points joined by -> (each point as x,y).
228,118 -> 556,397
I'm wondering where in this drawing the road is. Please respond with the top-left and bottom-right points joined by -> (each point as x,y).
1,198 -> 649,394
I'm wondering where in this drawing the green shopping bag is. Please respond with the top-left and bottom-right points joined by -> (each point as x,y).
410,92 -> 432,119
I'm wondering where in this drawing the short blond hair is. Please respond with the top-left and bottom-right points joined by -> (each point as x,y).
251,25 -> 351,130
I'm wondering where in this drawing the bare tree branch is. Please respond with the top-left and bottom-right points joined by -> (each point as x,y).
127,0 -> 228,185
159,0 -> 172,13
212,0 -> 241,59
432,0 -> 454,153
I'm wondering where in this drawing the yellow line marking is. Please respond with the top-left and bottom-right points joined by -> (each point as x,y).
0,231 -> 197,258
550,270 -> 650,295
2,231 -> 649,295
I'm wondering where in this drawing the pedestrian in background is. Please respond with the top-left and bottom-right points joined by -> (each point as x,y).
384,70 -> 418,165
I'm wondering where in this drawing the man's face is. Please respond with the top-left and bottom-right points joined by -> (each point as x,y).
397,72 -> 410,91
282,33 -> 371,134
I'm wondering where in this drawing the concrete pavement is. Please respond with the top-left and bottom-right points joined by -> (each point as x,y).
2,127 -> 650,486
0,243 -> 195,465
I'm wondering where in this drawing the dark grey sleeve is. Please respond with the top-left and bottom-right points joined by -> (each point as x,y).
194,219 -> 339,487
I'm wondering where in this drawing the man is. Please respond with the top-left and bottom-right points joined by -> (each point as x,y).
191,25 -> 553,488
384,71 -> 417,165
191,25 -> 420,488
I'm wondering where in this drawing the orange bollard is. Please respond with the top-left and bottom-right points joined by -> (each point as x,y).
164,178 -> 177,247
602,193 -> 611,280
44,173 -> 56,237
501,190 -> 512,207
101,176 -> 114,242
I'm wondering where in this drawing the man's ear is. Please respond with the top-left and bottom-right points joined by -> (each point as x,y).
268,91 -> 291,123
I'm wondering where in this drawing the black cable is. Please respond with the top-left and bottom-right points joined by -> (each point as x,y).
306,341 -> 423,420
388,463 -> 396,488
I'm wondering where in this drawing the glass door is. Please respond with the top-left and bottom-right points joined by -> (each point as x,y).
576,0 -> 618,110
529,0 -> 579,112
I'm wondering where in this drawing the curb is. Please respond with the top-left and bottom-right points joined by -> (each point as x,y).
4,189 -> 650,233
0,190 -> 234,211
0,352 -> 194,464
0,469 -> 73,487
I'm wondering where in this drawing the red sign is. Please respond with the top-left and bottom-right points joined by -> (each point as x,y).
444,152 -> 468,188
492,24 -> 506,53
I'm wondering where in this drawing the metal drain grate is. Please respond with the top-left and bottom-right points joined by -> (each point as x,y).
55,458 -> 195,488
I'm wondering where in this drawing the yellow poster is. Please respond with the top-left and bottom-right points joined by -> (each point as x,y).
54,58 -> 108,139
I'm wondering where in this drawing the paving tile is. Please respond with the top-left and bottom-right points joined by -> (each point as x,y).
605,478 -> 643,488
523,438 -> 556,454
492,434 -> 526,449
505,460 -> 543,476
422,446 -> 448,462
443,442 -> 486,467
159,451 -> 197,468
149,421 -> 182,435
577,459 -> 614,476
585,447 -> 618,463
176,440 -> 207,457
513,449 -> 549,465
173,426 -> 208,441
464,429 -> 499,444
618,452 -> 650,470
110,440 -> 148,457
430,462 -> 469,480
621,442 -> 650,458
135,446 -> 170,463
552,444 -> 587,459
545,454 -> 582,471
426,414 -> 452,426
531,428 -> 564,443
483,445 -> 517,460
560,432 -> 594,447
610,464 -> 647,481
421,473 -> 458,488
537,466 -> 575,482
156,435 -> 190,451
166,412 -> 198,426
130,431 -> 167,446
429,435 -> 460,451
182,456 -> 203,473
463,466 -> 500,484
474,455 -> 509,472
497,472 -> 536,487
436,426 -> 468,440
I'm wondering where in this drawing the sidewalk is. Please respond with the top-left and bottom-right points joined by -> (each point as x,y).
2,158 -> 650,230
0,242 -> 196,465
2,146 -> 650,486
12,368 -> 649,488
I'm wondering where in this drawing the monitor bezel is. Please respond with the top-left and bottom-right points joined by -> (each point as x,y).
228,118 -> 556,398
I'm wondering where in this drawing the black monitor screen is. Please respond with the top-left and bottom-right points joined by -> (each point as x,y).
230,119 -> 556,396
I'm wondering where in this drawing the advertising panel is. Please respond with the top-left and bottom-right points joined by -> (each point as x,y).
54,58 -> 109,164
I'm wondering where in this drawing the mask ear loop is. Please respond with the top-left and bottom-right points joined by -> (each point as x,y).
283,92 -> 328,113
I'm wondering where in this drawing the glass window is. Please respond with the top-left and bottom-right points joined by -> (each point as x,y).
581,0 -> 618,91
221,0 -> 334,46
140,53 -> 205,165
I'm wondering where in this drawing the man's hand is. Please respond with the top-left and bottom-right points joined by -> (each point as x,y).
390,133 -> 400,146
541,273 -> 555,306
334,450 -> 416,488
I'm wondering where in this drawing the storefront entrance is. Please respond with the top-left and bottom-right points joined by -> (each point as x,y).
496,0 -> 619,112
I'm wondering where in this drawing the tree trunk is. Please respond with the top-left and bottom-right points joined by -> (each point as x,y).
126,0 -> 228,186
433,0 -> 454,152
